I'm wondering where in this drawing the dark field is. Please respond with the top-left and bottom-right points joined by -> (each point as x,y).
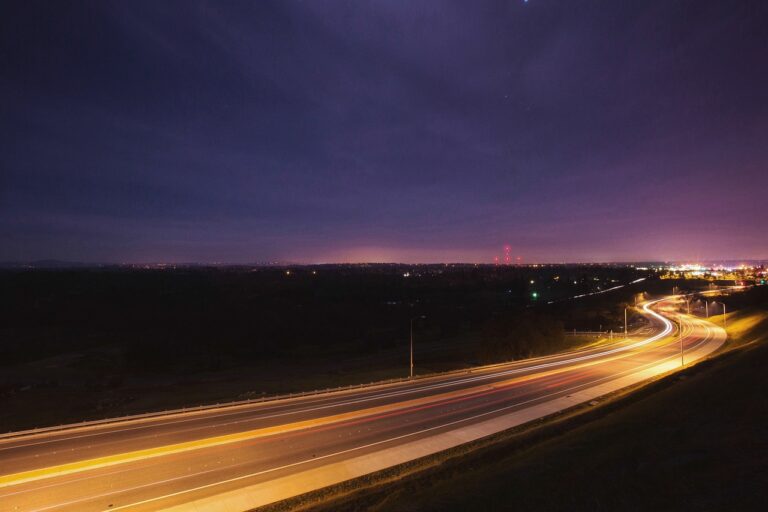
0,264 -> 688,431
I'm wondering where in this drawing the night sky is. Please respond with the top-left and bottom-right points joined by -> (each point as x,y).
2,1 -> 767,264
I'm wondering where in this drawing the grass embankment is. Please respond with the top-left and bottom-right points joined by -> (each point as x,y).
295,306 -> 768,512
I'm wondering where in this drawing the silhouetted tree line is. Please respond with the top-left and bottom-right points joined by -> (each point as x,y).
478,312 -> 565,363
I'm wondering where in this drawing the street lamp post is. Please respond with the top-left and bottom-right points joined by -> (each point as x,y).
705,301 -> 709,318
410,315 -> 426,379
711,301 -> 727,328
679,317 -> 684,366
624,307 -> 628,339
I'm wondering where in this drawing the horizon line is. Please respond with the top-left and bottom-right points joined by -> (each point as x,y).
2,258 -> 767,269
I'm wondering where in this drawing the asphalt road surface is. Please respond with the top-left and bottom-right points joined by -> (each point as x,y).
0,296 -> 726,511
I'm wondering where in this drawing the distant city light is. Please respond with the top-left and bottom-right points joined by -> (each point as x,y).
660,263 -> 765,283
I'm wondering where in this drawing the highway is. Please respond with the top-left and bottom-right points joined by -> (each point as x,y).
0,296 -> 726,512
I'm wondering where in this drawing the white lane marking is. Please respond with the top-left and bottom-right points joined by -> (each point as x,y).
96,322 -> 718,512
0,328 -> 705,500
1,302 -> 671,453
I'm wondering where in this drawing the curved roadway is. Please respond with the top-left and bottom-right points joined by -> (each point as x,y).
0,296 -> 726,511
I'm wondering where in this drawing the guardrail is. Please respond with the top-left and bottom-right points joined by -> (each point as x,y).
0,356 -> 541,441
0,376 -> 419,440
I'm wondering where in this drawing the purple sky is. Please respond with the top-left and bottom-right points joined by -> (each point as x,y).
2,1 -> 767,263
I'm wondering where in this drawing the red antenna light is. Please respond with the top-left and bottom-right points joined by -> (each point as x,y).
503,245 -> 512,265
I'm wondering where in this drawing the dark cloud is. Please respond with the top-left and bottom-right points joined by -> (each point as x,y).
1,0 -> 767,262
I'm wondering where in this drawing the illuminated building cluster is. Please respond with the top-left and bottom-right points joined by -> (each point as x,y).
660,263 -> 767,284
